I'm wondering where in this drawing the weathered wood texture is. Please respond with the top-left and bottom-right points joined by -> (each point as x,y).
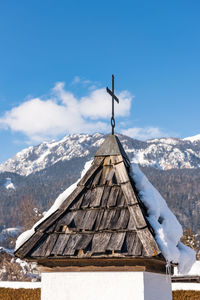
37,257 -> 167,274
15,136 -> 163,265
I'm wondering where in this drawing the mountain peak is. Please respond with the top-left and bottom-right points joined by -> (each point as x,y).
0,133 -> 105,176
183,134 -> 200,142
1,133 -> 200,176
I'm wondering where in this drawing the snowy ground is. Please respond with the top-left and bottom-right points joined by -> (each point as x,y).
0,281 -> 199,291
172,283 -> 200,291
172,261 -> 200,291
0,281 -> 41,289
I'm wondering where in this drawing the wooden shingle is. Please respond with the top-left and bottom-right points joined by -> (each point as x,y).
15,134 -> 164,268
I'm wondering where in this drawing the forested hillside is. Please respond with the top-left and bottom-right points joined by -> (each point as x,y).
0,133 -> 200,234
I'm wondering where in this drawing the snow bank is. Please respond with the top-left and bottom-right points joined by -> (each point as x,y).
0,281 -> 41,289
15,160 -> 93,251
131,163 -> 196,274
172,282 -> 200,291
1,281 -> 199,291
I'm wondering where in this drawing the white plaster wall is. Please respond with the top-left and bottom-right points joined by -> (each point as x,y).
144,272 -> 172,300
41,271 -> 172,300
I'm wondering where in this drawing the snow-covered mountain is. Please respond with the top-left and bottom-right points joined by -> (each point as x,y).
183,134 -> 200,143
0,133 -> 200,176
0,133 -> 104,176
1,133 -> 200,234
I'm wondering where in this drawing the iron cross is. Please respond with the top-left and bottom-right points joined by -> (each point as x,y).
106,74 -> 119,135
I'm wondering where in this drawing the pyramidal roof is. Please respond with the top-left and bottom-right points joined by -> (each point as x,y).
95,134 -> 129,161
15,134 -> 164,270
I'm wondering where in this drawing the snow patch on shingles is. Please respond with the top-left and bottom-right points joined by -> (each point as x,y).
15,160 -> 93,251
131,163 -> 196,274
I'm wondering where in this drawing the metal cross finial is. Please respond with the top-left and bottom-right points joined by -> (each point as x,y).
106,74 -> 119,135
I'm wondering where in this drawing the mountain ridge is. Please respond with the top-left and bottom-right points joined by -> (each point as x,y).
1,133 -> 200,176
183,134 -> 200,142
0,133 -> 200,234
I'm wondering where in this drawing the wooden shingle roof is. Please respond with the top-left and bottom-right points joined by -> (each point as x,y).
15,134 -> 165,271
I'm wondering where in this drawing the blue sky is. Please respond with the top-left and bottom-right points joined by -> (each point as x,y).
0,0 -> 200,163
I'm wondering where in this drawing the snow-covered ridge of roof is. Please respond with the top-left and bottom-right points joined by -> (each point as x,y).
131,163 -> 196,274
15,160 -> 93,251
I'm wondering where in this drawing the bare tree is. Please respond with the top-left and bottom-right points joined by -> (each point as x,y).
12,194 -> 43,230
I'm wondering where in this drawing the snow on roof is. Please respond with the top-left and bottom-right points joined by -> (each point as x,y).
187,261 -> 200,276
131,163 -> 196,274
16,158 -> 196,274
174,260 -> 200,276
15,160 -> 93,251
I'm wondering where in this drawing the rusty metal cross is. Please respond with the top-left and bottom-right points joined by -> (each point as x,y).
106,74 -> 119,135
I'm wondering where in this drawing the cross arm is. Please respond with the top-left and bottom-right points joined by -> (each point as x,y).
106,87 -> 119,103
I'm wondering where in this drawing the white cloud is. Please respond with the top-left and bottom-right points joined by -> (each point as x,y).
80,89 -> 131,119
121,126 -> 169,140
0,82 -> 133,143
